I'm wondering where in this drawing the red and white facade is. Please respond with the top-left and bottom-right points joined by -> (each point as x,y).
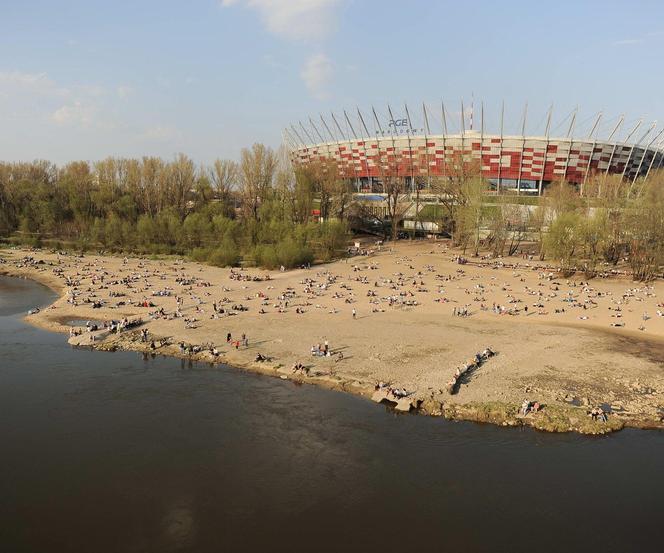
289,131 -> 664,192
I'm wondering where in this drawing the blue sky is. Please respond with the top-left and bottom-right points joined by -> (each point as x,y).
1,0 -> 663,164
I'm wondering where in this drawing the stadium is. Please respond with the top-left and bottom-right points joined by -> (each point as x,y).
285,102 -> 664,195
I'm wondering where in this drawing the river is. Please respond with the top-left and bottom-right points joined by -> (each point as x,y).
1,275 -> 663,552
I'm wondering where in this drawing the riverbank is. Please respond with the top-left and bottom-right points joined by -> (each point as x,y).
2,242 -> 662,434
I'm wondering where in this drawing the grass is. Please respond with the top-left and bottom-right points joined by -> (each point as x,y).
530,404 -> 624,434
441,401 -> 625,434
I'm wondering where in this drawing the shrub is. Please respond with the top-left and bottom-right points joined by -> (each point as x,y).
251,244 -> 279,269
190,247 -> 212,263
208,239 -> 240,267
315,221 -> 348,261
276,238 -> 313,268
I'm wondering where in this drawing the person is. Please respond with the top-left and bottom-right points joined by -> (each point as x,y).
226,332 -> 232,343
592,406 -> 607,422
352,308 -> 356,319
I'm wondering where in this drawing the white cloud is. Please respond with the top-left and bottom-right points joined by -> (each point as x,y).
0,70 -> 67,96
220,0 -> 342,40
0,70 -> 49,86
0,70 -> 135,130
51,101 -> 96,127
300,53 -> 333,100
614,38 -> 644,46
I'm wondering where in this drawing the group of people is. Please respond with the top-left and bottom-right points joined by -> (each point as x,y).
446,347 -> 495,394
229,269 -> 270,282
589,406 -> 608,422
520,399 -> 542,416
311,341 -> 331,357
374,381 -> 412,400
291,361 -> 308,374
452,305 -> 471,317
226,332 -> 248,349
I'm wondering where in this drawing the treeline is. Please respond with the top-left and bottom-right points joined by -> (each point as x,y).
427,163 -> 664,280
3,142 -> 664,279
538,174 -> 664,280
0,146 -> 351,269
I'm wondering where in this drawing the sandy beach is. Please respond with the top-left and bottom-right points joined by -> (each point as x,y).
2,241 -> 663,433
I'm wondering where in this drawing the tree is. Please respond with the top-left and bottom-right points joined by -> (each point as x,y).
543,180 -> 579,218
209,158 -> 239,212
375,142 -> 410,240
625,181 -> 664,281
291,166 -> 314,224
454,176 -> 485,255
168,154 -> 197,218
430,155 -> 483,243
486,195 -> 528,257
307,159 -> 341,221
239,143 -> 276,221
544,212 -> 583,275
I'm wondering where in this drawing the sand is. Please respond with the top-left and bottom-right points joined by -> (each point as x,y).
2,240 -> 663,433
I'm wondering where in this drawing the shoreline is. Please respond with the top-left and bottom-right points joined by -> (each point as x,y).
2,245 -> 663,434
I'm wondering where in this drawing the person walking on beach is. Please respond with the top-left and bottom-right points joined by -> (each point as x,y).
352,308 -> 356,319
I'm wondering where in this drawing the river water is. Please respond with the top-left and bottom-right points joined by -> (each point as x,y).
1,275 -> 663,553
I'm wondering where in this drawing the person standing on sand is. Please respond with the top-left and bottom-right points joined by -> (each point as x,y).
352,308 -> 356,319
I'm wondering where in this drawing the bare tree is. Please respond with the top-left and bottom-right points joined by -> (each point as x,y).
209,159 -> 239,207
168,154 -> 197,218
238,143 -> 276,221
430,154 -> 483,243
626,178 -> 664,280
375,142 -> 410,240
